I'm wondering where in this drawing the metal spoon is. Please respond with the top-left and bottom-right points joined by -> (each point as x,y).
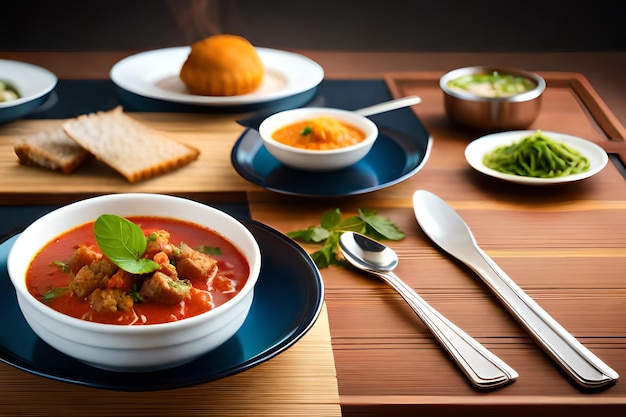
338,231 -> 518,390
236,95 -> 422,130
412,189 -> 620,389
353,95 -> 422,117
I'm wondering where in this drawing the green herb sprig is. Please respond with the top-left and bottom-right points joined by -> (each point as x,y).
94,214 -> 160,274
300,125 -> 313,136
288,208 -> 405,268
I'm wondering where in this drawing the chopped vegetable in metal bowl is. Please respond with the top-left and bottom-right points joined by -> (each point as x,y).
448,71 -> 536,97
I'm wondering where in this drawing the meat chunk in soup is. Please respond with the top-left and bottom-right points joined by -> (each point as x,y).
66,243 -> 102,273
88,288 -> 134,313
210,274 -> 235,293
106,268 -> 138,292
144,230 -> 175,259
139,271 -> 191,305
70,258 -> 118,298
175,243 -> 218,284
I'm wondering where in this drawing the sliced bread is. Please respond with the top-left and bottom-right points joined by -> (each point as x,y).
63,107 -> 200,182
14,126 -> 93,174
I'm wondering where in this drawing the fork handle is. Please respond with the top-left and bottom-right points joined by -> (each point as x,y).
378,270 -> 518,390
469,246 -> 619,389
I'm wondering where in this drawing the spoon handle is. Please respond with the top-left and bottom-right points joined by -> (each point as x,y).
377,270 -> 518,390
467,246 -> 619,389
353,95 -> 422,117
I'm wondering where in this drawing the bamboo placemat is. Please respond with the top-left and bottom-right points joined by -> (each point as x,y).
0,304 -> 341,417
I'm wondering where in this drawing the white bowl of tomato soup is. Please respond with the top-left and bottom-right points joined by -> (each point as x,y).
259,107 -> 378,171
7,193 -> 261,372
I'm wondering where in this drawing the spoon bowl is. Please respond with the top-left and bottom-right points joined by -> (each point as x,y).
338,231 -> 518,390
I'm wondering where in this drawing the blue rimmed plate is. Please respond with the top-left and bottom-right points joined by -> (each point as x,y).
231,124 -> 432,197
0,220 -> 323,391
0,60 -> 57,124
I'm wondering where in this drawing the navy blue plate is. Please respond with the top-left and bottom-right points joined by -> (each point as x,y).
231,123 -> 432,197
0,59 -> 57,124
0,220 -> 323,392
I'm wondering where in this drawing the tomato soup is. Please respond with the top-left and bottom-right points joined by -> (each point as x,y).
272,116 -> 366,150
25,216 -> 249,325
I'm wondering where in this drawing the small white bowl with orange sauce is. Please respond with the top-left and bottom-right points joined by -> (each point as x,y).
259,107 -> 378,171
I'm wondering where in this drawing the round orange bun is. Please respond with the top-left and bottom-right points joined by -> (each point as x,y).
179,34 -> 264,96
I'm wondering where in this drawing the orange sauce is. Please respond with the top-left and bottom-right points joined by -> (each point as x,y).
272,116 -> 366,150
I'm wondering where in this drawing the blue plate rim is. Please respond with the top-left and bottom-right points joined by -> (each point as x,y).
0,59 -> 58,123
0,219 -> 324,391
231,125 -> 433,197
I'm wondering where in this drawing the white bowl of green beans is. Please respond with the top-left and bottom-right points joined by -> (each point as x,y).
464,130 -> 608,185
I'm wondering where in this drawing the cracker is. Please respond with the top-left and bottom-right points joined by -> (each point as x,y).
63,107 -> 200,182
14,126 -> 92,174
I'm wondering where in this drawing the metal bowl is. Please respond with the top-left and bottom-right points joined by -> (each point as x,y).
439,66 -> 546,131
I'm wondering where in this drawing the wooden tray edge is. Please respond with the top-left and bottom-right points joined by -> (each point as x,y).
383,71 -> 626,166
383,71 -> 626,142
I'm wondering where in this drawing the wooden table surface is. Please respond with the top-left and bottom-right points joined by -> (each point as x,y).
1,50 -> 626,417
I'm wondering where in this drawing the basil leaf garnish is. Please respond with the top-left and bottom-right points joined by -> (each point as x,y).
94,214 -> 160,274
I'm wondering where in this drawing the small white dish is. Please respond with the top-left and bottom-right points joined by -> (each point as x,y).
258,107 -> 378,171
465,130 -> 609,185
110,46 -> 324,107
0,59 -> 57,123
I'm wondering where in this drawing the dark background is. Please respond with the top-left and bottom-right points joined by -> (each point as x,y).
2,0 -> 624,52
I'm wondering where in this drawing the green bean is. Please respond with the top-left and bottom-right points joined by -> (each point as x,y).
482,131 -> 590,178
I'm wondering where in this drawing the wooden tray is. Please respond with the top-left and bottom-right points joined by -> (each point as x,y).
2,71 -> 626,416
385,71 -> 626,162
246,72 -> 626,416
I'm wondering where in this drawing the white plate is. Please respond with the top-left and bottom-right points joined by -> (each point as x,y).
0,59 -> 57,123
110,46 -> 324,107
465,130 -> 609,185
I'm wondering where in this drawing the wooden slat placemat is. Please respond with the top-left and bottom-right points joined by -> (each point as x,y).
0,304 -> 341,416
246,72 -> 626,416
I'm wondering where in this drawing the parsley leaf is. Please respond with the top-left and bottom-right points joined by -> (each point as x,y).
42,287 -> 68,302
196,245 -> 222,256
51,261 -> 73,275
300,125 -> 313,136
288,208 -> 405,268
